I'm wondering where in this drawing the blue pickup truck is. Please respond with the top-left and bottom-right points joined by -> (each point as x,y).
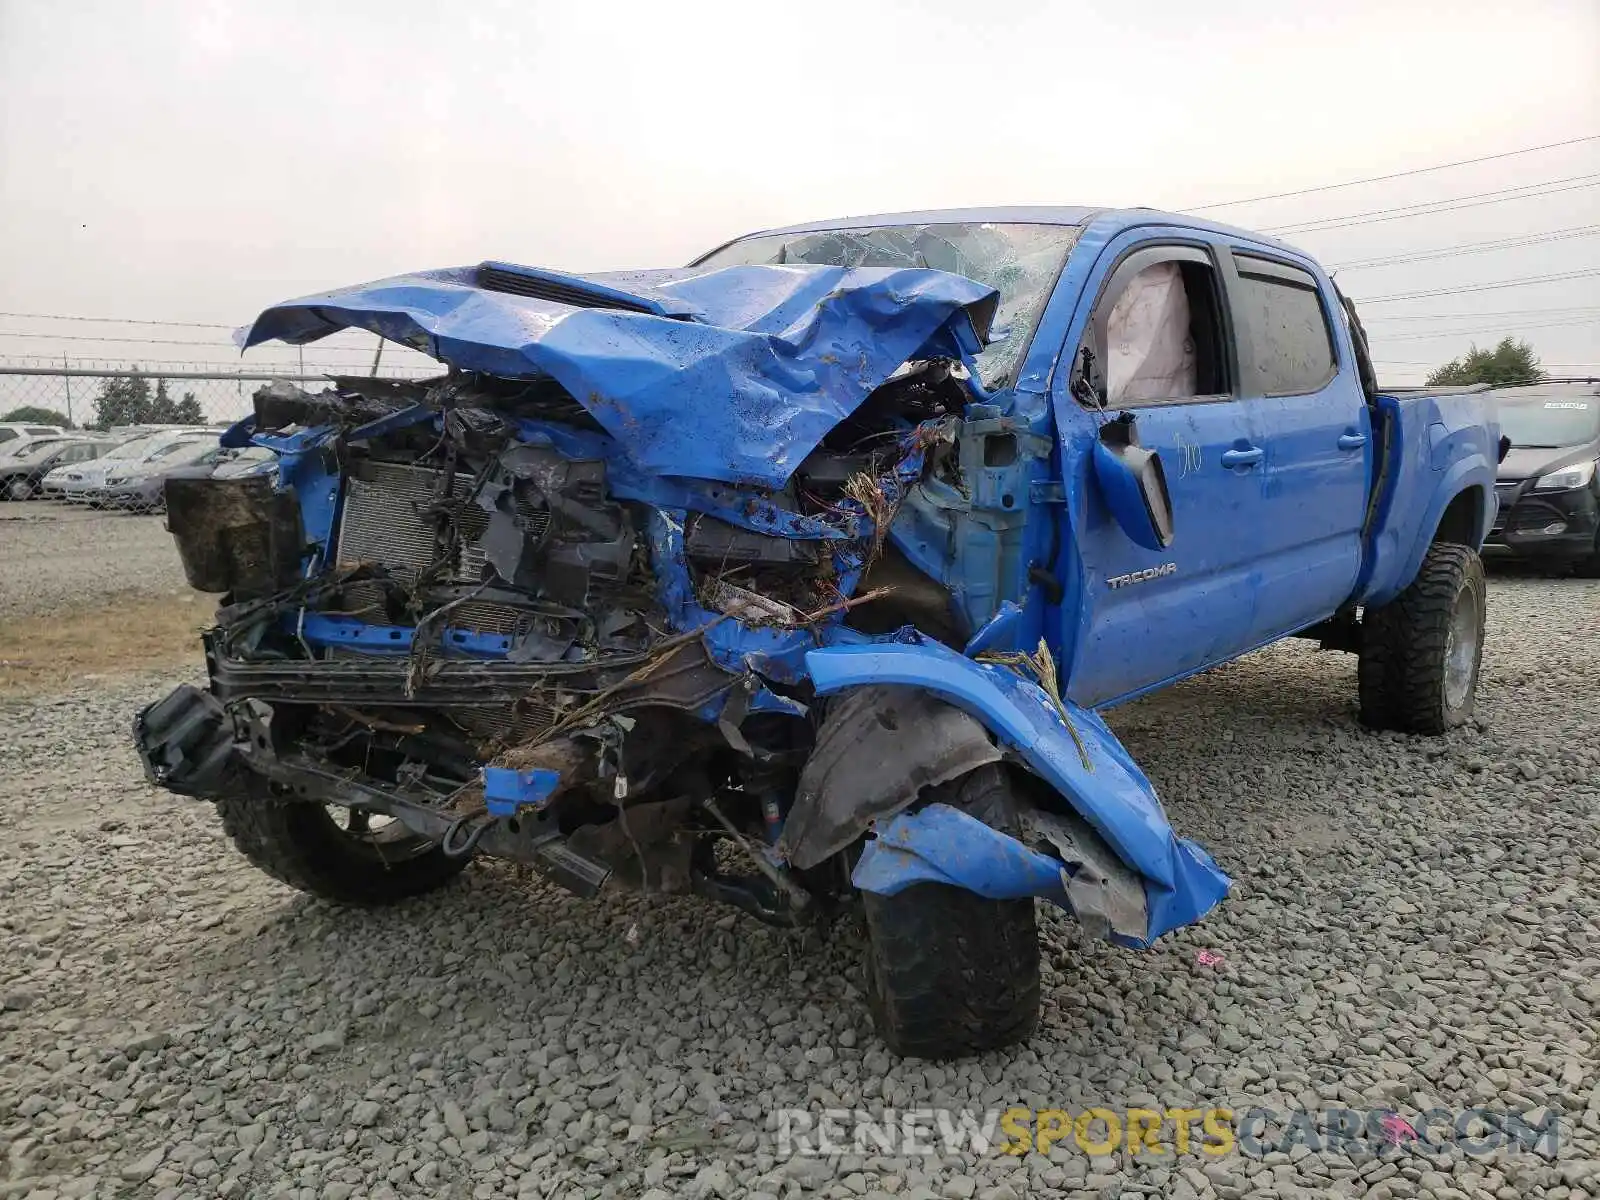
137,206 -> 1500,1059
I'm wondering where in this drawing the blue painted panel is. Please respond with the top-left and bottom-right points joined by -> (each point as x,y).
1229,251 -> 1370,643
1355,390 -> 1500,607
853,803 -> 1069,901
851,802 -> 1229,946
805,635 -> 1228,916
1037,226 -> 1272,707
241,262 -> 997,488
483,767 -> 561,817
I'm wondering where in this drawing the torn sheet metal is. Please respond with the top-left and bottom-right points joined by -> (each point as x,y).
806,634 -> 1231,943
851,802 -> 1151,944
239,261 -> 999,487
854,803 -> 1067,901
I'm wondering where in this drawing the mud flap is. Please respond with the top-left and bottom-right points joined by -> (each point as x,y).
805,636 -> 1230,945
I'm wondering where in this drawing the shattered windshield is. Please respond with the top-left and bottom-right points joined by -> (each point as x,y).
696,222 -> 1082,388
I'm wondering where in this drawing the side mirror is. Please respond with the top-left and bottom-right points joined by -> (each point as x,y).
1091,412 -> 1175,550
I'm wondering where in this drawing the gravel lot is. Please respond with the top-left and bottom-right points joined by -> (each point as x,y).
0,505 -> 187,621
1,509 -> 1597,1200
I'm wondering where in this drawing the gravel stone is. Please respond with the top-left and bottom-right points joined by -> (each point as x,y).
0,505 -> 186,620
118,1146 -> 168,1182
1,522 -> 1597,1198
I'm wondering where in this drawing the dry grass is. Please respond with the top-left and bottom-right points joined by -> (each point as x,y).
0,590 -> 211,693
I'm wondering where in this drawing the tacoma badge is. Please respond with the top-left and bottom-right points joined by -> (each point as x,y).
1106,562 -> 1177,589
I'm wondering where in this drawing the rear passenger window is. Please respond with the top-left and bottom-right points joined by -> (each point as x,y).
1232,255 -> 1335,395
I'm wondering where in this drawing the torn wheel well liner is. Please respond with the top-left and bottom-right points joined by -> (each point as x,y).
779,685 -> 1002,871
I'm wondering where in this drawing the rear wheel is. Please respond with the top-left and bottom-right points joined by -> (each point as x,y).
860,766 -> 1040,1059
1358,542 -> 1487,734
216,792 -> 468,904
6,478 -> 33,501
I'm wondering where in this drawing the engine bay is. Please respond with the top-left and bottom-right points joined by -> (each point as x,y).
151,357 -> 1013,921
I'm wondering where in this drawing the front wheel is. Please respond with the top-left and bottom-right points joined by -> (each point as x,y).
1358,542 -> 1487,734
860,766 -> 1040,1059
6,478 -> 33,501
216,792 -> 469,904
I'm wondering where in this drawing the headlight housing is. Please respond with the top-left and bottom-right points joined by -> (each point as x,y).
1534,460 -> 1596,491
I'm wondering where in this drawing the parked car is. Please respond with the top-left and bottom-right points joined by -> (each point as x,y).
1485,381 -> 1600,575
44,431 -> 215,504
100,436 -> 225,511
210,445 -> 278,480
0,422 -> 67,461
136,207 -> 1500,1059
157,446 -> 278,502
0,438 -> 114,500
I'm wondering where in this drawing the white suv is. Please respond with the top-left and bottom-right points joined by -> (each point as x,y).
0,423 -> 67,460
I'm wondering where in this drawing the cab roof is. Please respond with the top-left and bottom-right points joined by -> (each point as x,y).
734,205 -> 1309,261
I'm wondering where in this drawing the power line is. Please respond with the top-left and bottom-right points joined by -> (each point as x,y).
0,310 -> 237,329
1356,310 -> 1600,324
1352,269 -> 1600,304
1328,226 -> 1600,271
1373,316 -> 1600,341
1262,175 -> 1600,235
1370,372 -> 1600,387
1184,134 -> 1600,211
0,330 -> 423,358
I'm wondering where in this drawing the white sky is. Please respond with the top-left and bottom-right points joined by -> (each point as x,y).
1,0 -> 1597,387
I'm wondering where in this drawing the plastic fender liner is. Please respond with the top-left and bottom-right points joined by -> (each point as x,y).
804,637 -> 1230,942
779,685 -> 1002,871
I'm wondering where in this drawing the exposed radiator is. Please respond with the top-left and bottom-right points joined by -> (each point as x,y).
332,460 -> 551,634
336,461 -> 552,580
336,461 -> 489,583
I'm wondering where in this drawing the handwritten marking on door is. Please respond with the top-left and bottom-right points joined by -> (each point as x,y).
1174,434 -> 1203,478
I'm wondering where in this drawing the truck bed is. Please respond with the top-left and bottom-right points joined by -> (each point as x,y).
1355,386 -> 1501,608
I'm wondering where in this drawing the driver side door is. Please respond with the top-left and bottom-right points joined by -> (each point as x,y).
1059,235 -> 1273,708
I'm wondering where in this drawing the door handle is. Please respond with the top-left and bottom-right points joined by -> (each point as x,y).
1220,446 -> 1264,469
1337,432 -> 1368,451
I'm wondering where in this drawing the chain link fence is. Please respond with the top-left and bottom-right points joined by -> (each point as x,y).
0,365 -> 433,514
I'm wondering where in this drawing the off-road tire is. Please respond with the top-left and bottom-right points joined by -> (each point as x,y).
216,792 -> 468,905
861,765 -> 1040,1059
1358,542 -> 1487,734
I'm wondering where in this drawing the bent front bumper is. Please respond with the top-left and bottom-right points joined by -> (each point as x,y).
133,683 -> 615,897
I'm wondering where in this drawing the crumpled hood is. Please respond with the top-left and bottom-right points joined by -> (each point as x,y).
240,261 -> 999,488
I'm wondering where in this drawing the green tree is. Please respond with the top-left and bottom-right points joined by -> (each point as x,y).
173,391 -> 205,424
2,405 -> 73,428
148,379 -> 179,423
1426,337 -> 1547,387
89,372 -> 154,429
